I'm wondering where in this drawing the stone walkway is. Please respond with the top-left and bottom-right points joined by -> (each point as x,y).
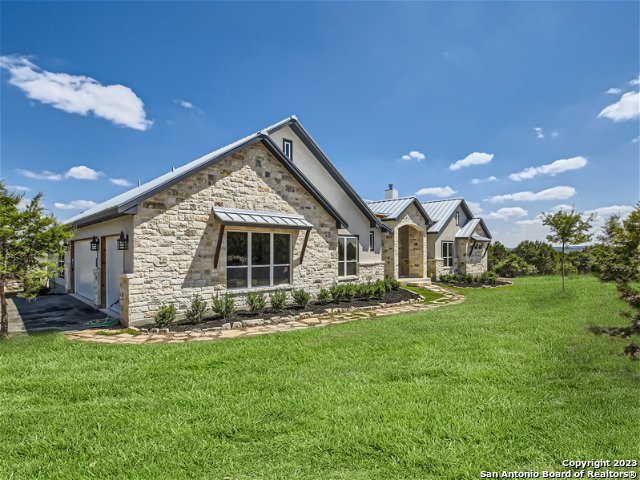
64,284 -> 463,345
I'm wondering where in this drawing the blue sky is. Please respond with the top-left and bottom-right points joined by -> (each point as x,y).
1,1 -> 638,246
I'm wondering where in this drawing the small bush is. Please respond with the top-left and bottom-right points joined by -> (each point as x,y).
388,277 -> 401,290
317,288 -> 331,304
329,284 -> 345,303
480,271 -> 498,285
155,304 -> 176,328
212,293 -> 235,319
292,288 -> 311,308
357,282 -> 375,300
493,253 -> 534,277
247,292 -> 267,313
344,284 -> 357,301
185,294 -> 207,323
372,281 -> 386,298
270,289 -> 287,311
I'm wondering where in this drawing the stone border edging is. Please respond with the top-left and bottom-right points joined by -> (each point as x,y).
64,285 -> 464,345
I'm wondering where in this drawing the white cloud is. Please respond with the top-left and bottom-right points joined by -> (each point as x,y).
0,55 -> 153,130
16,168 -> 62,181
64,165 -> 102,180
467,201 -> 483,215
632,136 -> 639,143
449,152 -> 493,171
110,178 -> 133,187
550,204 -> 574,212
585,204 -> 634,220
470,176 -> 498,185
550,131 -> 559,138
486,186 -> 576,203
509,156 -> 588,181
487,207 -> 528,220
176,99 -> 194,109
415,186 -> 457,197
7,184 -> 30,191
598,91 -> 640,122
400,150 -> 426,162
606,87 -> 622,95
629,75 -> 640,86
54,200 -> 97,210
534,127 -> 544,139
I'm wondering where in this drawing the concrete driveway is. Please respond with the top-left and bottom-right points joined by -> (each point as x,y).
8,293 -> 111,334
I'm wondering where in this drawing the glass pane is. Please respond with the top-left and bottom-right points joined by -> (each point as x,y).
227,232 -> 247,266
273,265 -> 290,285
274,234 -> 290,264
251,266 -> 270,287
338,262 -> 345,277
227,267 -> 248,288
346,261 -> 357,276
338,237 -> 345,261
346,237 -> 357,261
252,233 -> 270,265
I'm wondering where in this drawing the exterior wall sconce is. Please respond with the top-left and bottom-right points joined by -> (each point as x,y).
90,236 -> 99,251
117,231 -> 129,251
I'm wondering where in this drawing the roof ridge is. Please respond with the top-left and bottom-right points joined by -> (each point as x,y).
366,195 -> 415,203
420,197 -> 463,203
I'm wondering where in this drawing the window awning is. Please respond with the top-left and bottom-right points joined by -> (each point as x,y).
471,233 -> 491,242
213,207 -> 313,230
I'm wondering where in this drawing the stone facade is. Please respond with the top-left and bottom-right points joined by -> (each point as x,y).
380,203 -> 428,279
358,262 -> 385,283
123,142 -> 339,326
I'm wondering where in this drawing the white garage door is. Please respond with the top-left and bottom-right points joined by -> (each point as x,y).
106,237 -> 124,313
74,240 -> 95,301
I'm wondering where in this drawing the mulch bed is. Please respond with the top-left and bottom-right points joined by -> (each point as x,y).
141,288 -> 421,332
434,281 -> 511,288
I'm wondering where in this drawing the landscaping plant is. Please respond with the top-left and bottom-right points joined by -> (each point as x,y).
292,288 -> 311,308
317,288 -> 331,304
247,291 -> 267,313
329,284 -> 345,303
154,304 -> 176,328
212,293 -> 235,319
185,294 -> 207,323
270,289 -> 287,311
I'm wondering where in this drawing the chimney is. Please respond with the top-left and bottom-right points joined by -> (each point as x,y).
385,183 -> 398,200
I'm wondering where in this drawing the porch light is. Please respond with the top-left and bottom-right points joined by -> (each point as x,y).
117,231 -> 129,251
90,236 -> 99,251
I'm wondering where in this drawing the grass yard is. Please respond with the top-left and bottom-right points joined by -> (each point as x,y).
402,285 -> 444,303
1,275 -> 638,479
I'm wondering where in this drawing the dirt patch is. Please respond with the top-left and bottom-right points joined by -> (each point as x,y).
140,288 -> 420,332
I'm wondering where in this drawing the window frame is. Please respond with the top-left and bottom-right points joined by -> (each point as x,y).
58,253 -> 65,279
368,231 -> 375,252
455,211 -> 460,226
226,231 -> 292,289
338,235 -> 359,277
442,241 -> 454,267
282,139 -> 293,160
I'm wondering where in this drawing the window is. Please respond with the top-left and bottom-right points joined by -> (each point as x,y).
58,253 -> 65,278
442,241 -> 453,267
283,139 -> 293,160
455,211 -> 460,226
226,232 -> 291,289
338,236 -> 358,277
369,231 -> 374,251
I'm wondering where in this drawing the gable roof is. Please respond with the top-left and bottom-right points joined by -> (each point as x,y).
365,196 -> 432,224
421,198 -> 474,233
65,123 -> 348,229
266,116 -> 390,232
455,217 -> 492,240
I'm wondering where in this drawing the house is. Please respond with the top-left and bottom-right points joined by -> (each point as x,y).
55,116 -> 388,326
365,186 -> 433,279
421,198 -> 492,278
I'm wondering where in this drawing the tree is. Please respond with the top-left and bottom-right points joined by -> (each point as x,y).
513,240 -> 558,275
542,209 -> 593,291
492,253 -> 534,278
487,241 -> 509,271
591,205 -> 640,359
0,184 -> 73,339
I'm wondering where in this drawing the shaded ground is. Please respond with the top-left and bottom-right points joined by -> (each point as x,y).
8,293 -> 106,334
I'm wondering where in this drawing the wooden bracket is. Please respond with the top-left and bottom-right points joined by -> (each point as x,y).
300,229 -> 310,263
213,224 -> 226,269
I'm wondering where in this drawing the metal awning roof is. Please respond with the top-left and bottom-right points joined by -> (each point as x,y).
213,207 -> 313,229
472,233 -> 491,242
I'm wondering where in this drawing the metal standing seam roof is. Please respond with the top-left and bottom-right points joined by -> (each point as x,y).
472,233 -> 492,242
365,197 -> 426,221
213,207 -> 313,229
421,198 -> 464,233
455,218 -> 481,238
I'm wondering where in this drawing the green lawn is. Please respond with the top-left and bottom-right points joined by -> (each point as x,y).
402,285 -> 445,303
1,275 -> 638,479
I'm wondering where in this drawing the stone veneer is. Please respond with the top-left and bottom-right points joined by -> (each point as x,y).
380,203 -> 428,279
122,142 -> 339,326
358,262 -> 386,283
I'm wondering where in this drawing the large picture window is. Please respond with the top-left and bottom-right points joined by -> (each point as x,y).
442,241 -> 453,267
338,236 -> 358,277
227,231 -> 291,289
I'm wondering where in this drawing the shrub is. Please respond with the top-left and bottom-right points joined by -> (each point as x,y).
329,284 -> 345,303
270,289 -> 287,311
344,284 -> 357,301
372,281 -> 386,298
317,288 -> 331,304
386,276 -> 401,290
247,291 -> 267,313
212,293 -> 235,319
480,271 -> 498,285
440,274 -> 453,283
493,253 -> 534,278
358,282 -> 375,300
292,288 -> 311,308
155,304 -> 176,328
185,294 -> 207,323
